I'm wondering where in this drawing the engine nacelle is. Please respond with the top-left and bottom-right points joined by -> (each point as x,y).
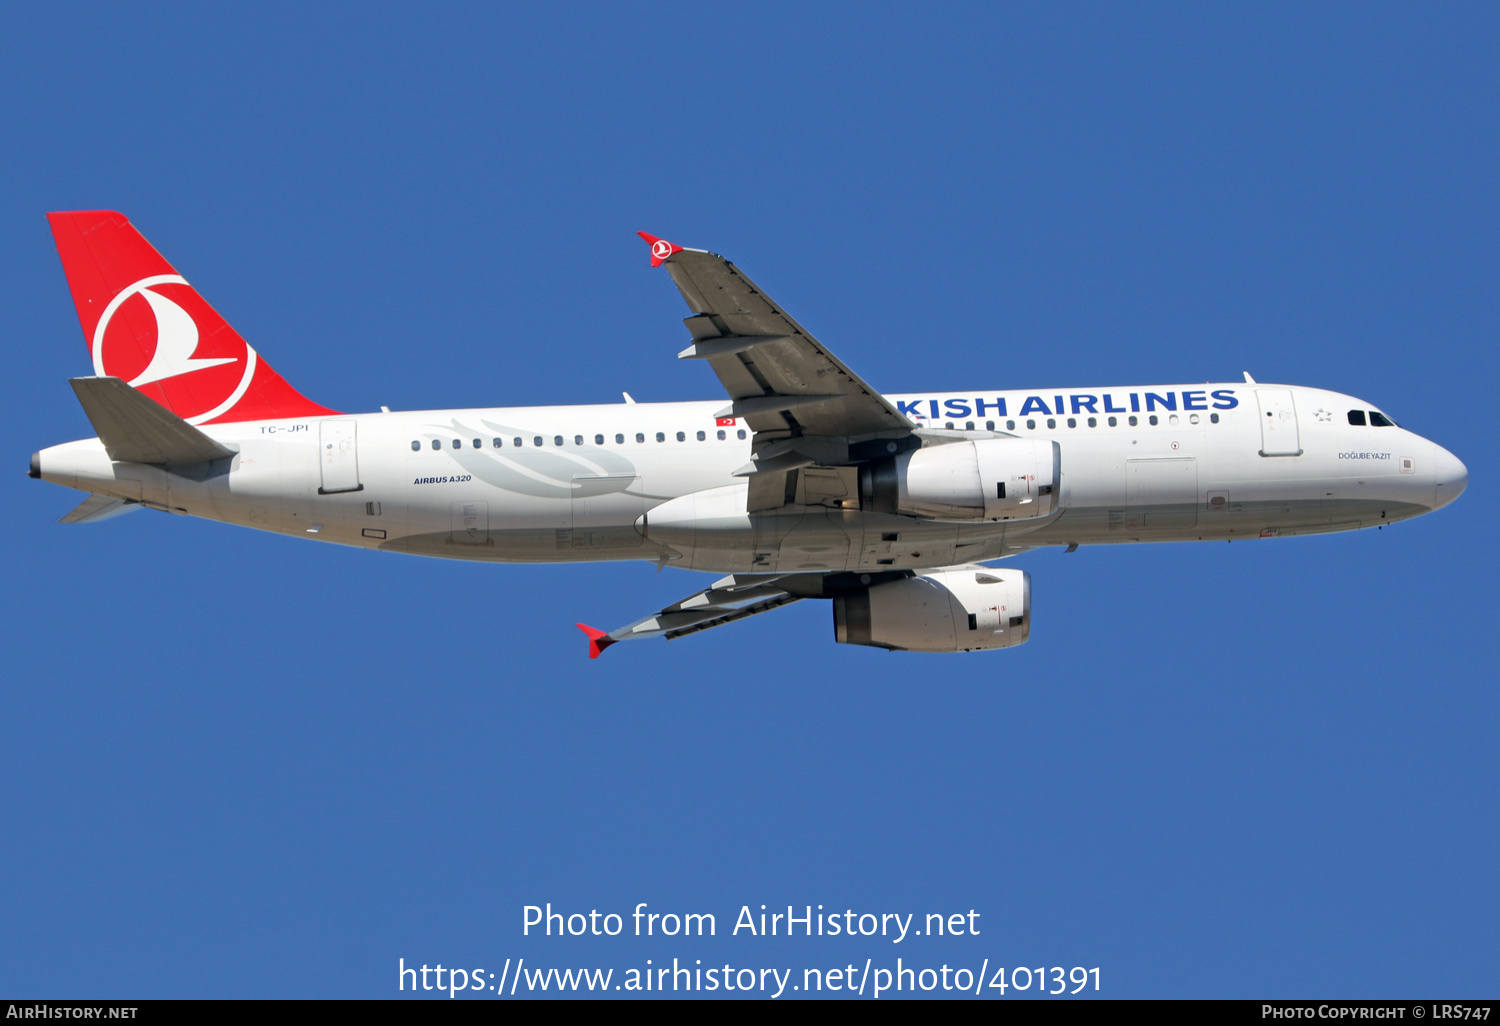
833,567 -> 1031,652
859,438 -> 1060,521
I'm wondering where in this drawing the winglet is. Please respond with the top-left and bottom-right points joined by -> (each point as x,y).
636,231 -> 683,268
577,623 -> 616,659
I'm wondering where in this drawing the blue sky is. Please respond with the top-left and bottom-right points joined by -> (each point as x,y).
2,2 -> 1495,999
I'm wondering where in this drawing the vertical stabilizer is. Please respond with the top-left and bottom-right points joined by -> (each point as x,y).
47,211 -> 336,425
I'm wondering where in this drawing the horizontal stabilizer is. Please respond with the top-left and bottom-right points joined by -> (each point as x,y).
59,493 -> 142,524
70,377 -> 236,466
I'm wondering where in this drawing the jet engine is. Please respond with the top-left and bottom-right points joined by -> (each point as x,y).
832,567 -> 1030,652
858,438 -> 1060,521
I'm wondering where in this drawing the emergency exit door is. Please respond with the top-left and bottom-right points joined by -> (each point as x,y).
1257,389 -> 1302,457
318,420 -> 363,493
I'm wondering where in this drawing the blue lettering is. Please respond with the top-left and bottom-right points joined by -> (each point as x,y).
974,397 -> 1006,417
944,398 -> 972,418
1054,396 -> 1065,416
1211,389 -> 1239,410
1019,396 -> 1052,416
1145,392 -> 1177,412
929,399 -> 940,420
1103,394 -> 1127,414
1182,391 -> 1208,411
896,399 -> 926,419
1070,395 -> 1098,414
1130,393 -> 1140,413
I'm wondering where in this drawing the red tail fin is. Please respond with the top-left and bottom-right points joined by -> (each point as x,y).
46,211 -> 336,425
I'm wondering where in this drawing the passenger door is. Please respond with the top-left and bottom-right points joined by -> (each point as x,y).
1256,389 -> 1302,457
318,419 -> 362,493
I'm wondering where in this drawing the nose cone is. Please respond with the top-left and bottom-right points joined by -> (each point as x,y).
1432,445 -> 1467,510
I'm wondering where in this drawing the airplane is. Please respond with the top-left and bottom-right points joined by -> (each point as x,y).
29,212 -> 1468,656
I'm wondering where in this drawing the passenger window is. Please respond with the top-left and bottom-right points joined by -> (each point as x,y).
1128,416 -> 1138,426
985,421 -> 995,430
452,438 -> 462,449
636,433 -> 645,443
534,436 -> 543,447
555,436 -> 564,446
717,429 -> 726,440
1026,419 -> 1036,430
1006,420 -> 1015,430
1087,417 -> 1097,427
410,440 -> 420,451
1347,410 -> 1367,426
513,437 -> 522,447
1046,418 -> 1056,429
492,438 -> 503,448
965,421 -> 975,431
1169,414 -> 1179,425
1189,414 -> 1199,425
1108,416 -> 1117,427
615,434 -> 624,444
736,429 -> 746,439
1210,414 -> 1219,424
1148,415 -> 1158,426
432,439 -> 441,450
595,434 -> 604,445
696,430 -> 706,441
1066,417 -> 1076,428
676,431 -> 686,442
473,438 -> 482,448
574,435 -> 584,445
1370,411 -> 1393,427
656,432 -> 665,442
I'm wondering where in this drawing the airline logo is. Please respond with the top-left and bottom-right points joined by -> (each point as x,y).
637,231 -> 684,268
92,274 -> 259,425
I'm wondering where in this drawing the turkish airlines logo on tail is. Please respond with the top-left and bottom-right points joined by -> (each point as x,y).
92,275 -> 259,424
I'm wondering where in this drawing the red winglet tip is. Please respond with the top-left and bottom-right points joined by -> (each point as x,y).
637,231 -> 682,268
576,624 -> 616,659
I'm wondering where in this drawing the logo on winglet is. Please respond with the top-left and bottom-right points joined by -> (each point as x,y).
637,231 -> 684,268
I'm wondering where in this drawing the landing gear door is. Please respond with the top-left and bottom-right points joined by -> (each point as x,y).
318,419 -> 363,493
1257,389 -> 1302,457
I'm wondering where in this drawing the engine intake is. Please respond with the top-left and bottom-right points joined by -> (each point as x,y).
859,438 -> 1060,520
833,568 -> 1031,653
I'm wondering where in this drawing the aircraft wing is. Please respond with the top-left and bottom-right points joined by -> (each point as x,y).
577,572 -> 802,657
640,233 -> 915,510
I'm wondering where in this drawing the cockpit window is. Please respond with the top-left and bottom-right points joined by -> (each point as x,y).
1369,411 -> 1394,427
1347,410 -> 1366,426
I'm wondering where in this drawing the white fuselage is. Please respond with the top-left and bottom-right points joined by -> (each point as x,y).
34,382 -> 1466,574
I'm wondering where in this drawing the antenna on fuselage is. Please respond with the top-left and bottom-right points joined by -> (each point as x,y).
622,392 -> 637,404
1242,371 -> 1256,384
